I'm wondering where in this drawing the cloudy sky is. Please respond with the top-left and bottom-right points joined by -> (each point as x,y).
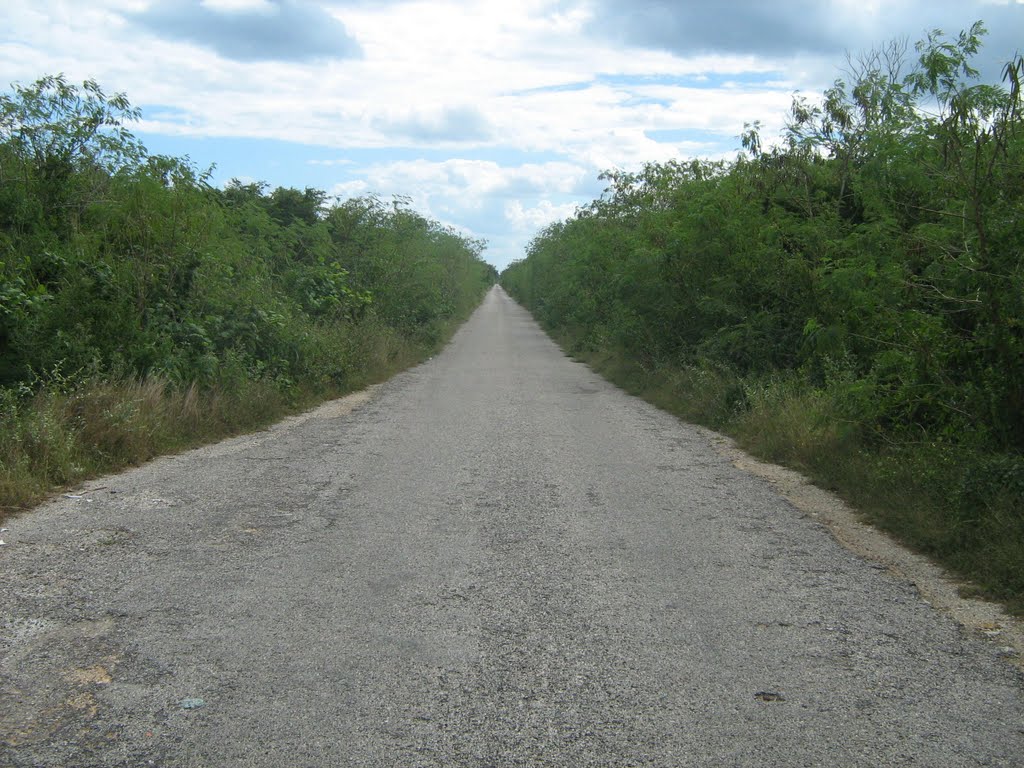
3,1 -> 1021,269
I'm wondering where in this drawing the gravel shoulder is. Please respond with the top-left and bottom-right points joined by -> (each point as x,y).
2,286 -> 1023,767
707,432 -> 1024,671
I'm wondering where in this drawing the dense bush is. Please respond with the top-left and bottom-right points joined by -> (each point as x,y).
0,74 -> 496,511
502,25 -> 1024,608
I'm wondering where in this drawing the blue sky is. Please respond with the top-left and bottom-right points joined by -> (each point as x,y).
3,0 -> 1022,269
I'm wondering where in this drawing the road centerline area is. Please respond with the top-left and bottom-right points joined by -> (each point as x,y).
2,286 -> 1022,767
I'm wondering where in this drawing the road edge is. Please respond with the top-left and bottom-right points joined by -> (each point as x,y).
700,426 -> 1024,673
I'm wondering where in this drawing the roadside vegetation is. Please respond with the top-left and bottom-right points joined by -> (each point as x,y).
0,74 -> 496,517
502,25 -> 1024,611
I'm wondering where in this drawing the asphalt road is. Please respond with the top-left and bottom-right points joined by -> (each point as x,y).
2,286 -> 1023,767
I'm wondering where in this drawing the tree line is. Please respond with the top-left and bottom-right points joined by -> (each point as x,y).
502,24 -> 1024,608
0,74 -> 496,511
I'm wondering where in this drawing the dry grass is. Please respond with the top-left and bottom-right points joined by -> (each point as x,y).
0,314 -> 474,522
0,375 -> 293,520
562,338 -> 1024,614
730,377 -> 854,471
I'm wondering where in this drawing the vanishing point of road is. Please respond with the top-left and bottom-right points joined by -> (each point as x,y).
2,286 -> 1023,766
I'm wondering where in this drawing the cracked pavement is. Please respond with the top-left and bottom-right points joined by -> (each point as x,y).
2,286 -> 1023,766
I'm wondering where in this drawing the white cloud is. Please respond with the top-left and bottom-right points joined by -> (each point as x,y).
201,0 -> 276,13
325,158 -> 592,225
1,0 -> 806,175
505,200 -> 580,232
308,158 -> 354,167
328,179 -> 370,200
4,0 -> 1018,269
201,0 -> 276,12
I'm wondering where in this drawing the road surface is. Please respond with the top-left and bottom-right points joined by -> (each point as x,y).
2,286 -> 1023,766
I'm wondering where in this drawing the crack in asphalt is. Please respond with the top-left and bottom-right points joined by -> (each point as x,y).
2,286 -> 1023,766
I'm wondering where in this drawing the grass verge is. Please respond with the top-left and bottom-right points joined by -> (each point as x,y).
0,312 -> 473,523
565,335 -> 1024,615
